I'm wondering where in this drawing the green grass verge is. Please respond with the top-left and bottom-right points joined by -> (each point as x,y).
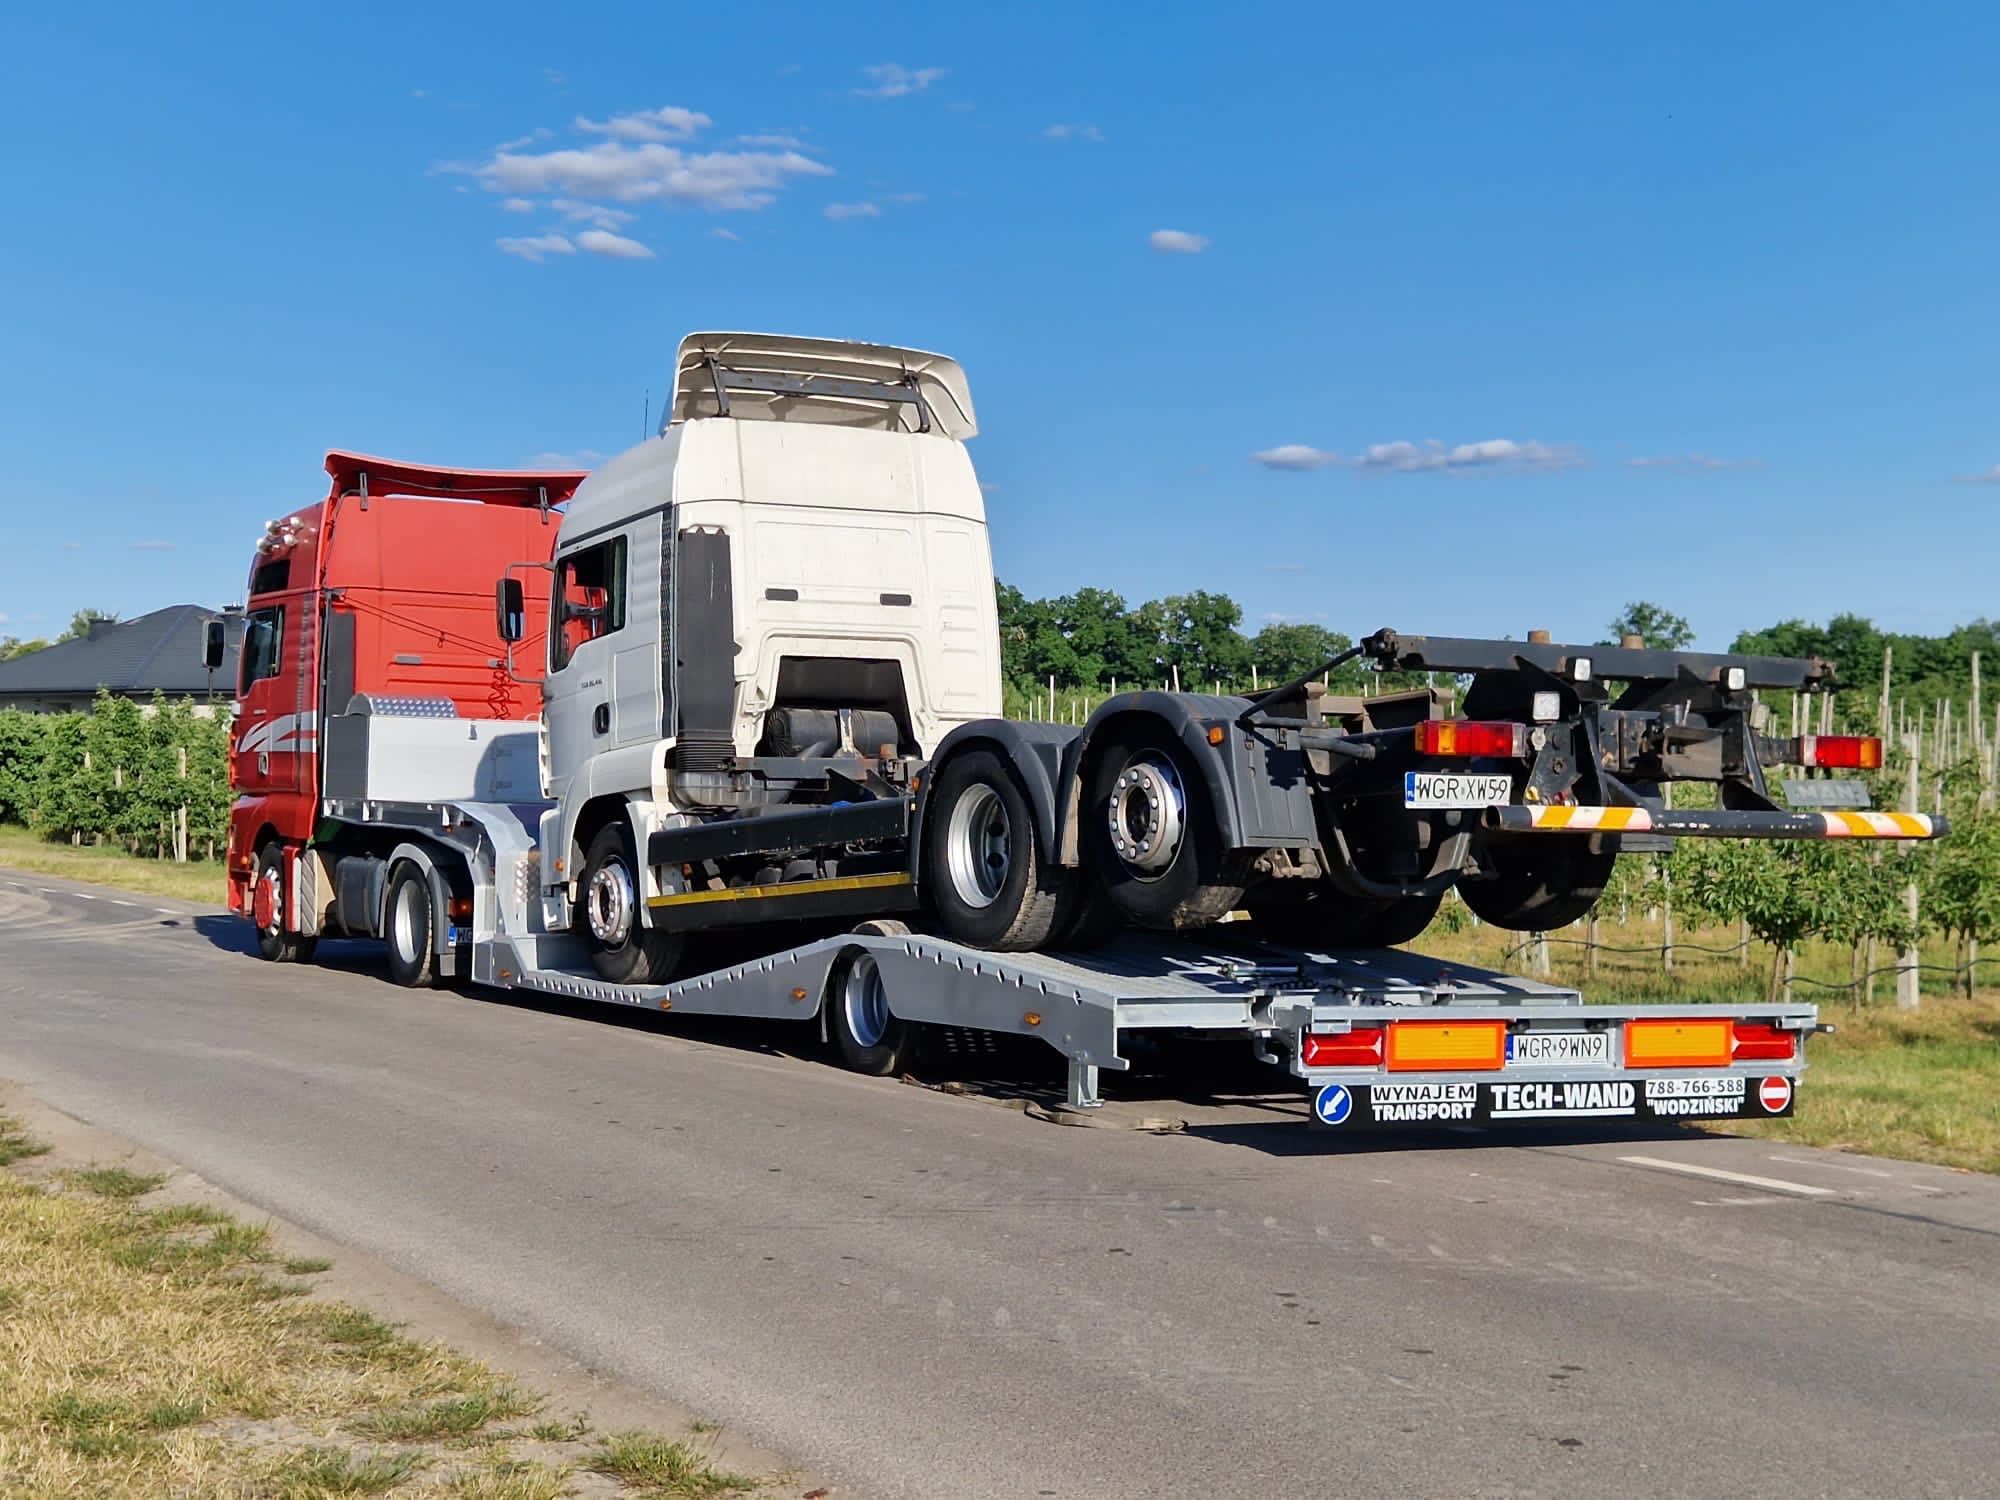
0,822 -> 224,903
1713,999 -> 2000,1173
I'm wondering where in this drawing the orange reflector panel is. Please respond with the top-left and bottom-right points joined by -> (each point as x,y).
1624,1018 -> 1732,1068
1385,1020 -> 1506,1071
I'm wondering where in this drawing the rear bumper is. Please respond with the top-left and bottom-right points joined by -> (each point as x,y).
1305,1070 -> 1801,1129
1485,805 -> 1944,840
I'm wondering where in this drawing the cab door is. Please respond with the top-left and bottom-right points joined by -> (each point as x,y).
542,532 -> 630,801
233,599 -> 303,799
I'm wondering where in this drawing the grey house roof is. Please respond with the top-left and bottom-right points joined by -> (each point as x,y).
0,606 -> 243,699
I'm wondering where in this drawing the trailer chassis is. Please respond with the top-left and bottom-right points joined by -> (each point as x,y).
309,797 -> 1815,1123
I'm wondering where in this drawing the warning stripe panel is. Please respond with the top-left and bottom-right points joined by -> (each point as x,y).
1514,806 -> 1655,832
1821,810 -> 1934,838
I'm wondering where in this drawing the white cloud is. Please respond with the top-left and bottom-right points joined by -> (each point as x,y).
1148,228 -> 1209,254
500,197 -> 536,213
411,88 -> 427,100
476,139 -> 831,211
522,450 -> 603,470
494,127 -> 554,152
1251,444 -> 1338,471
575,105 -> 713,143
130,539 -> 177,551
888,191 -> 926,204
1044,123 -> 1105,143
1955,464 -> 2000,484
497,233 -> 576,262
824,201 -> 880,220
737,132 -> 803,148
1354,438 -> 1582,473
576,228 -> 654,259
708,226 -> 741,241
552,197 -> 635,229
854,64 -> 947,99
1626,453 -> 1762,472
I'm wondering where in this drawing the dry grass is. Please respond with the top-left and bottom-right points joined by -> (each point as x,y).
0,824 -> 222,904
0,1120 -> 770,1497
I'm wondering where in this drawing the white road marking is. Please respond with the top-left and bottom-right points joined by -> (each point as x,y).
1618,1156 -> 1838,1198
72,892 -> 95,900
111,899 -> 137,908
1767,1154 -> 1894,1179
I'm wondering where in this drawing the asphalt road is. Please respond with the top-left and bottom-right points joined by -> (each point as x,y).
2,871 -> 1996,1499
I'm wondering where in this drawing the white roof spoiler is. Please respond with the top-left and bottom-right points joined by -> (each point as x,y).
668,332 -> 976,441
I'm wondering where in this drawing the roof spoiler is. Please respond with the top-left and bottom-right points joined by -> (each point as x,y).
323,451 -> 591,511
668,332 -> 976,440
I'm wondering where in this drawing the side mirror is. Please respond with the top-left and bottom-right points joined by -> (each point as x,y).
201,617 -> 227,670
496,577 -> 525,643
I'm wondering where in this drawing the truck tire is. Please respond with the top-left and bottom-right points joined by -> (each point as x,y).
580,823 -> 683,985
1085,727 -> 1250,930
828,947 -> 915,1075
1459,840 -> 1614,932
1250,885 -> 1445,951
924,750 -> 1069,950
252,843 -> 317,965
1455,668 -> 1614,931
383,862 -> 441,988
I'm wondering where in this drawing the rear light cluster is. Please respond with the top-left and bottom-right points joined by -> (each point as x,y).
1413,719 -> 1528,759
1796,734 -> 1883,770
1299,1018 -> 1799,1072
1623,1018 -> 1798,1067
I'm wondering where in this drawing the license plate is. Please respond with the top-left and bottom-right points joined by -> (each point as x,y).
1404,771 -> 1514,809
1505,1031 -> 1611,1067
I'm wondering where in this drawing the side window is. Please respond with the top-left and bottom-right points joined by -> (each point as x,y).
238,606 -> 284,695
550,537 -> 628,672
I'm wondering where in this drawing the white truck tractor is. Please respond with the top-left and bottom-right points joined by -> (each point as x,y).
500,332 -> 1932,998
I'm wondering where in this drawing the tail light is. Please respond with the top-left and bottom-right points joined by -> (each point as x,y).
1413,720 -> 1528,758
1624,1018 -> 1732,1068
1301,1027 -> 1384,1068
1798,735 -> 1882,770
1386,1019 -> 1507,1070
1730,1022 -> 1797,1061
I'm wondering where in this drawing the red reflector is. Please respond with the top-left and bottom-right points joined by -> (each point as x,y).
1301,1028 -> 1384,1068
1730,1022 -> 1797,1061
1799,735 -> 1882,770
1412,719 -> 1525,758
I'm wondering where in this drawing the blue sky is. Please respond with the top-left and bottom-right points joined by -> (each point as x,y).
2,2 -> 1995,650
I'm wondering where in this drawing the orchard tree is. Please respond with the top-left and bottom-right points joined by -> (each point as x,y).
1606,601 -> 1695,650
0,710 -> 49,824
1250,622 -> 1352,685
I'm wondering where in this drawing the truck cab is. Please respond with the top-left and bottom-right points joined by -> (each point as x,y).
526,333 -> 1004,981
221,453 -> 585,960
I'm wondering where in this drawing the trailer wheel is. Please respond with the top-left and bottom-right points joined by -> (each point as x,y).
828,949 -> 914,1075
924,750 -> 1069,950
383,863 -> 441,988
1085,729 -> 1249,930
252,843 -> 316,965
1250,885 -> 1445,951
580,823 -> 683,985
1459,839 -> 1614,932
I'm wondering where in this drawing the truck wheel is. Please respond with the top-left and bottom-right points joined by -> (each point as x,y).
1085,729 -> 1249,930
1459,840 -> 1614,932
580,823 -> 683,985
828,948 -> 914,1075
383,863 -> 442,988
252,843 -> 317,964
924,750 -> 1069,950
1251,885 -> 1445,951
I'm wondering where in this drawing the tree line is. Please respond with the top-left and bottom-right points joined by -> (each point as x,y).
0,692 -> 231,862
